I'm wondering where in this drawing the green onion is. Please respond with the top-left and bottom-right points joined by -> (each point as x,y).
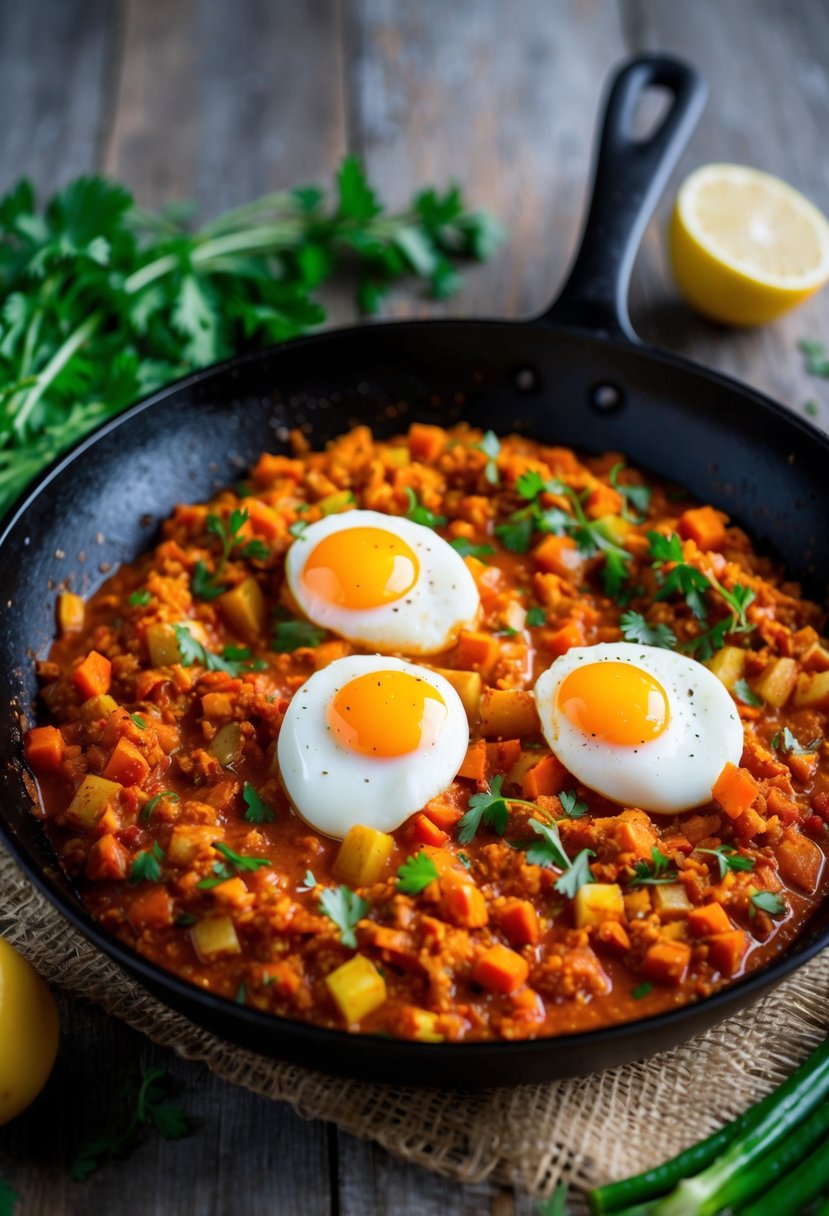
737,1108 -> 829,1215
587,1039 -> 829,1214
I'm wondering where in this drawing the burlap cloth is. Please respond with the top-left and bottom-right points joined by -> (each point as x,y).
2,844 -> 827,1199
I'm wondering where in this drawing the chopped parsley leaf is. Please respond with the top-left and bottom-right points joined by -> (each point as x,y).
272,616 -> 326,652
396,852 -> 440,894
242,782 -> 276,824
558,789 -> 588,819
555,848 -> 596,898
524,818 -> 570,870
130,712 -> 147,730
696,845 -> 756,881
619,610 -> 676,649
449,537 -> 495,561
628,846 -> 678,888
609,462 -> 651,522
771,726 -> 822,756
750,890 -> 787,918
733,678 -> 763,707
140,790 -> 180,823
129,589 -> 152,607
526,606 -> 546,627
129,842 -> 164,884
319,884 -> 369,948
632,981 -> 653,1000
475,430 -> 501,484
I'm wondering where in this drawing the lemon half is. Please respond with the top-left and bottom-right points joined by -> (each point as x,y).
671,164 -> 829,326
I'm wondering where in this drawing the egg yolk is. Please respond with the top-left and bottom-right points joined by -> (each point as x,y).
328,670 -> 447,758
557,661 -> 670,746
301,527 -> 419,610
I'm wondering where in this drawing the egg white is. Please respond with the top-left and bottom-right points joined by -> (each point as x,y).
284,510 -> 480,654
533,642 -> 744,814
277,654 -> 470,838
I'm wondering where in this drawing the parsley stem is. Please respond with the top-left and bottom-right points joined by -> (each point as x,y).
11,311 -> 102,439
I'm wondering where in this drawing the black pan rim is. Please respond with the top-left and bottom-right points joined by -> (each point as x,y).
3,312 -> 829,1076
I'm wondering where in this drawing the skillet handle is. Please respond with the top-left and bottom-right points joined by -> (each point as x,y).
541,54 -> 707,342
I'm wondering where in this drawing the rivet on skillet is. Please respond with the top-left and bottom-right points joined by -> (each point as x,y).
514,366 -> 540,393
590,383 -> 623,412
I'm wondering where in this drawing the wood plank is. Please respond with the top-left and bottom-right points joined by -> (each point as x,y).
335,1129 -> 539,1216
624,0 -> 829,422
0,995 -> 334,1216
342,0 -> 628,320
0,0 -> 117,196
104,0 -> 348,215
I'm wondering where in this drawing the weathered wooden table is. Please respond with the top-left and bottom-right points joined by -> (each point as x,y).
1,2 -> 827,1212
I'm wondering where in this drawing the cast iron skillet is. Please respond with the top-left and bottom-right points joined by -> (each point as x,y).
2,55 -> 829,1088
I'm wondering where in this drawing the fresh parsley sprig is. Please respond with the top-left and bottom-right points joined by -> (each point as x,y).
0,163 -> 500,514
457,774 -> 538,844
173,625 -> 265,676
555,848 -> 596,898
192,508 -> 268,599
628,846 -> 678,888
196,841 -> 270,889
449,537 -> 494,561
733,677 -> 763,708
396,852 -> 440,894
319,884 -> 369,948
559,789 -> 588,818
522,820 -> 595,896
70,1067 -> 190,1181
609,462 -> 651,523
696,845 -> 756,881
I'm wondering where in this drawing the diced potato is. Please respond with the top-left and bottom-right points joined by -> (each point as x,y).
752,657 -> 798,708
794,671 -> 829,710
801,641 -> 829,673
208,722 -> 243,767
624,889 -> 651,920
776,835 -> 824,894
218,577 -> 266,640
334,825 -> 395,887
660,921 -> 688,941
167,824 -> 218,866
325,954 -> 387,1024
319,490 -> 356,516
479,688 -> 540,740
652,883 -> 693,920
56,592 -> 85,635
432,667 -> 482,720
146,620 -> 208,667
574,883 -> 624,928
406,1008 -> 444,1043
704,645 -> 746,690
66,774 -> 122,829
190,915 -> 241,961
80,693 -> 118,723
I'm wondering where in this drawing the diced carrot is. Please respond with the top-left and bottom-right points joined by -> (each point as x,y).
732,806 -> 767,841
441,874 -> 488,928
458,740 -> 487,782
250,452 -> 303,485
103,737 -> 150,787
210,876 -> 254,908
256,961 -> 300,997
127,887 -> 174,932
410,814 -> 449,847
201,692 -> 235,720
522,753 -> 567,800
499,899 -> 539,946
687,902 -> 732,937
86,833 -> 129,881
707,930 -> 749,977
712,762 -> 759,821
244,498 -> 283,541
408,423 -> 447,463
776,833 -> 824,894
423,798 -> 463,831
534,535 -> 582,578
487,738 -> 522,773
73,650 -> 112,699
473,943 -> 529,994
584,483 -> 624,519
612,809 -> 659,859
642,940 -> 691,985
25,725 -> 65,773
455,630 -> 500,679
547,620 -> 584,656
766,788 -> 802,825
595,920 -> 631,955
678,506 -> 728,551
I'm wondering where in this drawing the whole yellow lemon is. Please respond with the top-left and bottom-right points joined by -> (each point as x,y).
0,938 -> 59,1125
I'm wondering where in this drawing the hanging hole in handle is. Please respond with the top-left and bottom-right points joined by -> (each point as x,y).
590,382 -> 624,413
629,84 -> 673,144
